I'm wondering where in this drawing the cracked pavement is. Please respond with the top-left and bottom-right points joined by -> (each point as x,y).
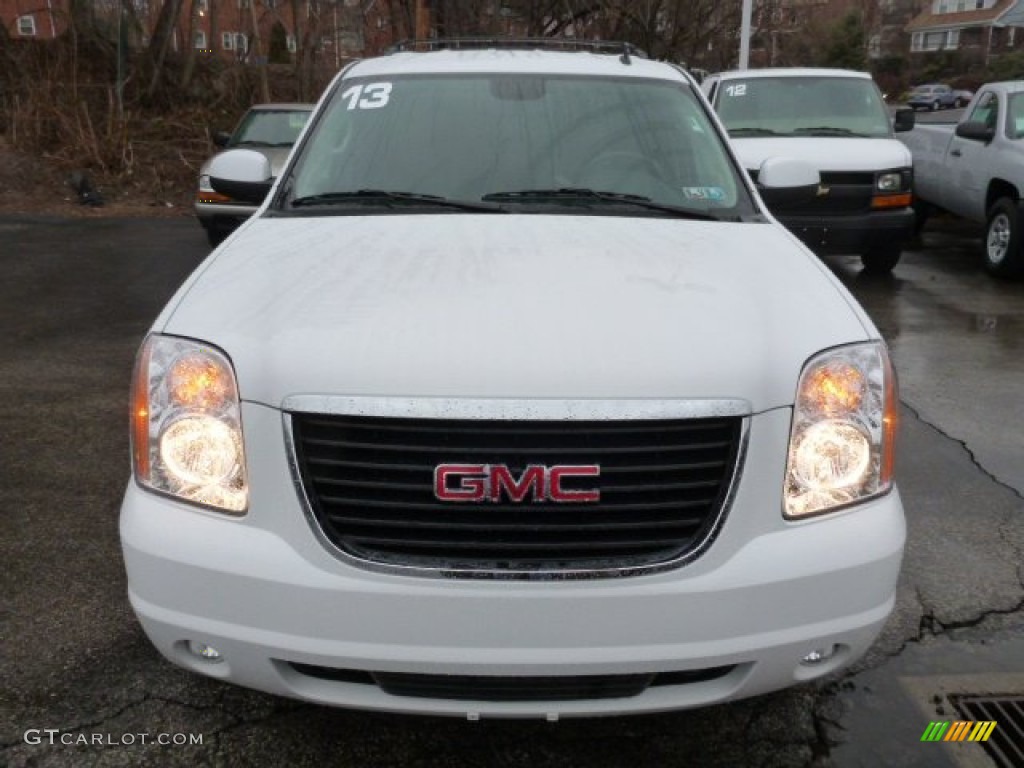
1,216 -> 1021,767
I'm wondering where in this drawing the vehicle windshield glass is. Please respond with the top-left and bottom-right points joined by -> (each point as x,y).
231,109 -> 311,146
283,74 -> 754,217
716,76 -> 892,138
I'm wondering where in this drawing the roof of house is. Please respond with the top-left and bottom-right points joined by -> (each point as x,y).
906,0 -> 1018,32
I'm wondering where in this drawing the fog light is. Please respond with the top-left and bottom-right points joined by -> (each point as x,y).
187,640 -> 223,662
801,645 -> 840,666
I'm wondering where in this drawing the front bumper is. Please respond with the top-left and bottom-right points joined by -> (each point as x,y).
120,404 -> 905,718
777,207 -> 915,256
195,199 -> 257,230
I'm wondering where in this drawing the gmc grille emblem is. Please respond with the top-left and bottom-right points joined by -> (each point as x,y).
434,464 -> 601,503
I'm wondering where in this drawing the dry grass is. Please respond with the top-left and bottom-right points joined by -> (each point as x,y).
0,38 -> 314,217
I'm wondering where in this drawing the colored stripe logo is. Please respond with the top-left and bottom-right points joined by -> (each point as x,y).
921,721 -> 997,742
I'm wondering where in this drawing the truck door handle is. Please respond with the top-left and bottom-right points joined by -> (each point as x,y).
951,148 -> 962,157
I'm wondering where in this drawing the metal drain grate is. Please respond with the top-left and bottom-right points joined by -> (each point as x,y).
951,695 -> 1024,768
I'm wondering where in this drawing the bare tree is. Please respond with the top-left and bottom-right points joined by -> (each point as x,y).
249,0 -> 271,101
146,0 -> 186,98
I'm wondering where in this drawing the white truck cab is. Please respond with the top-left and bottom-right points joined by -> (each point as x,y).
120,42 -> 905,718
898,81 -> 1024,277
703,68 -> 916,274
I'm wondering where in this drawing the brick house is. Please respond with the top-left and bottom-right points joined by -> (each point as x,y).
0,0 -> 66,39
907,0 -> 1024,63
0,0 -> 391,66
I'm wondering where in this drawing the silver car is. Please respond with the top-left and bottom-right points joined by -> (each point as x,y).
196,103 -> 314,246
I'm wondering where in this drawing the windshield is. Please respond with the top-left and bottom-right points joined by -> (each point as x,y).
282,74 -> 754,218
231,108 -> 311,147
716,76 -> 892,138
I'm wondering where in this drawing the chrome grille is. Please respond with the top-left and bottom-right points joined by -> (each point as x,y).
290,414 -> 743,576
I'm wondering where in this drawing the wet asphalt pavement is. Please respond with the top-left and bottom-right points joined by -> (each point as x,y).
0,214 -> 1022,768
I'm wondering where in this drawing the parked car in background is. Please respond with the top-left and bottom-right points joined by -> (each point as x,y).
907,83 -> 973,111
898,81 -> 1024,277
195,103 -> 314,245
702,68 -> 915,273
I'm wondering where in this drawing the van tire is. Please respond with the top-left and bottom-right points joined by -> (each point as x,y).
984,198 -> 1024,278
861,246 -> 901,274
912,200 -> 931,235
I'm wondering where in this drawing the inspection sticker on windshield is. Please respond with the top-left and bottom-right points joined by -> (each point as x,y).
683,187 -> 726,202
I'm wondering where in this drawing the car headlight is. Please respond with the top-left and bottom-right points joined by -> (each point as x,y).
784,342 -> 897,518
872,170 -> 912,209
876,172 -> 903,192
131,335 -> 247,514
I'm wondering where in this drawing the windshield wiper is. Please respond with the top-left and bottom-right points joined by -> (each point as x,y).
480,188 -> 722,220
726,127 -> 781,136
289,189 -> 507,212
789,126 -> 869,137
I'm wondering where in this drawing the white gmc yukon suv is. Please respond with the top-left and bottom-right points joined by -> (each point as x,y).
120,41 -> 905,718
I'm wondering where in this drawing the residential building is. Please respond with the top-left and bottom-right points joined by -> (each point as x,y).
0,0 -> 65,39
906,0 -> 1024,62
0,0 -> 390,70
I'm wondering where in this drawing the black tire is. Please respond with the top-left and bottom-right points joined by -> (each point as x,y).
205,222 -> 233,248
931,100 -> 940,111
912,199 -> 932,236
860,246 -> 901,274
953,97 -> 964,109
983,198 -> 1024,278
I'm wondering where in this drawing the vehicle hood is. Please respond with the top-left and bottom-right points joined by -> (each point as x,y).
161,215 -> 872,413
730,137 -> 912,173
199,146 -> 294,177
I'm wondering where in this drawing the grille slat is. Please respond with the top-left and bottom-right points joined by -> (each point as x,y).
326,515 -> 704,532
302,437 -> 733,456
314,477 -> 722,495
318,496 -> 717,513
291,414 -> 742,575
306,457 -> 729,475
348,535 -> 684,552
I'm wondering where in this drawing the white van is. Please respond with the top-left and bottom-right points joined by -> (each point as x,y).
702,68 -> 916,273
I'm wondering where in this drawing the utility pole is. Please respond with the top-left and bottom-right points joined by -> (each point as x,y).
739,0 -> 753,69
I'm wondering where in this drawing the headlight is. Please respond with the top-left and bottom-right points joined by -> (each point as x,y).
131,335 -> 248,513
784,342 -> 897,518
877,173 -> 901,192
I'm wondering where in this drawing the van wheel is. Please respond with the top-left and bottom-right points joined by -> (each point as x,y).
912,199 -> 931,235
861,246 -> 901,274
931,100 -> 940,111
984,198 -> 1024,278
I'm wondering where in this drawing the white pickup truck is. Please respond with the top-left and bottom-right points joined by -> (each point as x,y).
899,81 -> 1024,277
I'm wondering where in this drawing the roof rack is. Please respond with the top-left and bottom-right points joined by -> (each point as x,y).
386,38 -> 646,63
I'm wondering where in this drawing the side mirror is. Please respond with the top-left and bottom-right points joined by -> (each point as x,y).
209,149 -> 273,204
212,130 -> 232,148
893,107 -> 915,133
756,157 -> 820,209
955,121 -> 996,143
